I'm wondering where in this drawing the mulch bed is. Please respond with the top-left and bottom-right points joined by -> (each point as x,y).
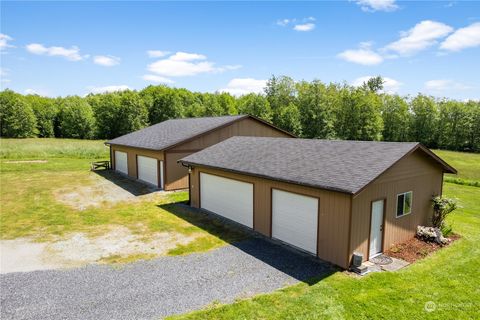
385,234 -> 460,263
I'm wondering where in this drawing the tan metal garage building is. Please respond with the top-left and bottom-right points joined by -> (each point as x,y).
105,115 -> 294,190
179,137 -> 456,269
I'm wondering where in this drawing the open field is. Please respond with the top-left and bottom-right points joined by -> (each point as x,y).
433,149 -> 480,185
0,138 -> 247,268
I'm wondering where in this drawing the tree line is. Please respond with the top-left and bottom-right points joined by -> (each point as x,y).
1,76 -> 479,152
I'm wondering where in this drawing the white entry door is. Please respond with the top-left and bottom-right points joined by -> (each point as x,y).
272,189 -> 318,255
200,173 -> 253,228
137,156 -> 159,187
114,151 -> 128,175
369,199 -> 385,259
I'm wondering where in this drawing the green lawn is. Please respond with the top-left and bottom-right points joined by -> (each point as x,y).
0,138 -> 246,259
170,157 -> 480,319
434,149 -> 480,185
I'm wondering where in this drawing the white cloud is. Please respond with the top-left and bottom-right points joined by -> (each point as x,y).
88,85 -> 131,94
0,68 -> 11,83
26,43 -> 87,61
338,43 -> 384,65
0,34 -> 15,51
355,0 -> 399,12
24,88 -> 51,96
424,79 -> 471,92
277,17 -> 316,31
0,67 -> 8,77
0,68 -> 10,84
383,20 -> 453,55
93,55 -> 120,66
24,89 -> 39,95
293,23 -> 315,32
352,76 -> 403,93
440,22 -> 480,51
147,51 -> 237,78
169,52 -> 206,61
142,74 -> 174,84
147,50 -> 170,58
277,19 -> 291,26
219,78 -> 267,96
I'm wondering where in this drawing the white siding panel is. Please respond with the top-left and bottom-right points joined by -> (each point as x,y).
200,173 -> 253,228
137,156 -> 158,187
272,189 -> 318,254
114,151 -> 128,175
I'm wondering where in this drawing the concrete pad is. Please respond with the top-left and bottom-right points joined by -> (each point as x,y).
381,257 -> 410,271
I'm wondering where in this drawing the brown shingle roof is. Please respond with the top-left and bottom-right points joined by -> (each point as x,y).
179,137 -> 456,194
106,115 -> 247,150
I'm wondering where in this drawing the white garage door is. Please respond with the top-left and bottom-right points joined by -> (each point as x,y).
114,151 -> 128,175
200,173 -> 253,228
272,189 -> 318,255
137,156 -> 159,187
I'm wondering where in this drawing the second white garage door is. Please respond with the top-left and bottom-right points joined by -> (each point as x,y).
272,189 -> 318,255
137,156 -> 160,187
114,151 -> 128,175
200,173 -> 253,228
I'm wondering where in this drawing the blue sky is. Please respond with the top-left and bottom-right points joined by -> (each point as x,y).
1,1 -> 479,100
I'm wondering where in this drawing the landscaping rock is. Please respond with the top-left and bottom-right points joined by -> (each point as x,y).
416,226 -> 449,245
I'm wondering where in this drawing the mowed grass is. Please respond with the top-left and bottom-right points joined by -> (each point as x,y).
170,160 -> 480,319
434,149 -> 480,183
0,138 -> 246,257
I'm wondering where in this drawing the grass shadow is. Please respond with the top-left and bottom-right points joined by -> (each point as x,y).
159,203 -> 337,285
93,170 -> 157,196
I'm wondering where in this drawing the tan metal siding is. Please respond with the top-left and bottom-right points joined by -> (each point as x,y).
350,150 -> 443,262
164,152 -> 191,190
189,166 -> 351,268
168,117 -> 292,152
165,117 -> 293,190
110,145 -> 164,179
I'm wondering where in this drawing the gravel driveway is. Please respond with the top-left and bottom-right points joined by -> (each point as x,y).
1,238 -> 333,320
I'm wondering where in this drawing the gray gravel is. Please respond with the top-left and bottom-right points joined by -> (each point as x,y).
0,238 -> 332,320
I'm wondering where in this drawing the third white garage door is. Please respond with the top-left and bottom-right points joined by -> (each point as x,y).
272,189 -> 318,255
137,156 -> 161,187
200,173 -> 253,228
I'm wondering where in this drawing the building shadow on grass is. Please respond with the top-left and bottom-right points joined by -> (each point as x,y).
93,170 -> 158,196
158,202 -> 338,285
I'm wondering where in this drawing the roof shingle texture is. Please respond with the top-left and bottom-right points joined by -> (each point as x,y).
107,115 -> 246,150
180,137 -> 420,194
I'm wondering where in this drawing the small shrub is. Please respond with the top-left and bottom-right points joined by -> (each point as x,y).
432,196 -> 457,230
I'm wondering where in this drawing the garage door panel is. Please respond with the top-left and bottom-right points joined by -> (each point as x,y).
272,189 -> 318,255
137,156 -> 158,187
200,173 -> 253,228
114,151 -> 128,175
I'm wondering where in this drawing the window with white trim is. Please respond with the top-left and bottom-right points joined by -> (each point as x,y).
396,191 -> 412,217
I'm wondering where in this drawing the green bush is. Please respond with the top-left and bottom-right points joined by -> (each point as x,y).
432,196 -> 457,230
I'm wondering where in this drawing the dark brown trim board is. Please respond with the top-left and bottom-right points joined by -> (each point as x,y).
135,155 -> 139,179
157,159 -> 161,189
